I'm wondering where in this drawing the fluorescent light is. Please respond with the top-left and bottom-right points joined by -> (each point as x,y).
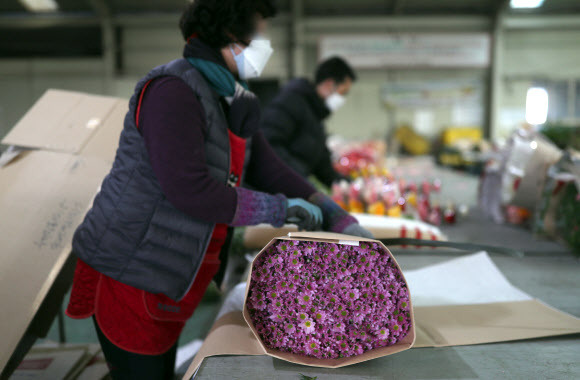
525,87 -> 549,125
510,0 -> 545,8
19,0 -> 59,12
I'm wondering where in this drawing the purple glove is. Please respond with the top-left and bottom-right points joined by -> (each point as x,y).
231,187 -> 287,227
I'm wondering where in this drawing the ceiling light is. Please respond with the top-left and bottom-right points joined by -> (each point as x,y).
19,0 -> 59,13
525,87 -> 548,125
510,0 -> 545,8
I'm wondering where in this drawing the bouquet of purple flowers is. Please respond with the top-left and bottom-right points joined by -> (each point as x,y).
244,233 -> 415,366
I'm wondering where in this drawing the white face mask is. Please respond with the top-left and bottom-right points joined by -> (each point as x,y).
325,92 -> 346,112
230,37 -> 274,80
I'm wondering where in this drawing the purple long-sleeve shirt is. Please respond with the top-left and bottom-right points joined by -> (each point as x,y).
138,76 -> 316,226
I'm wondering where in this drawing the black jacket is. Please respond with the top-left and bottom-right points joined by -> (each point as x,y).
261,78 -> 344,187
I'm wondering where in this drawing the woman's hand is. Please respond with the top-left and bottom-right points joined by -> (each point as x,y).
286,199 -> 323,231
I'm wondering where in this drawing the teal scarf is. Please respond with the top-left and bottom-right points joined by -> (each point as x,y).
186,57 -> 248,97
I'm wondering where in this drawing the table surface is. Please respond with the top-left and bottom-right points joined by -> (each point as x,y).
195,210 -> 580,379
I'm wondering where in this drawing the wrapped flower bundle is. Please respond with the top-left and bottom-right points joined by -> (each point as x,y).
244,234 -> 415,366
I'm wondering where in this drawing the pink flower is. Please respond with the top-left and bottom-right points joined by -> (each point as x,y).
277,242 -> 290,254
304,244 -> 316,255
275,280 -> 289,292
298,293 -> 313,306
304,281 -> 318,293
286,282 -> 297,292
299,319 -> 316,334
288,257 -> 303,269
297,312 -> 309,321
389,321 -> 402,336
326,243 -> 339,254
332,322 -> 346,333
284,323 -> 296,334
304,338 -> 321,357
337,266 -> 351,279
313,310 -> 327,323
269,313 -> 285,322
252,298 -> 267,310
352,312 -> 366,324
376,327 -> 390,340
398,299 -> 410,311
270,299 -> 284,310
345,288 -> 360,301
289,272 -> 302,284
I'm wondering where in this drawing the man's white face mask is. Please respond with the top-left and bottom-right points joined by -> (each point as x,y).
230,36 -> 274,80
325,91 -> 346,112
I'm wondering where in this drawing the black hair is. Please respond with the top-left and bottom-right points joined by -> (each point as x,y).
315,57 -> 357,85
179,0 -> 277,48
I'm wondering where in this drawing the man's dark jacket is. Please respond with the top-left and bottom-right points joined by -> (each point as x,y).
261,78 -> 342,187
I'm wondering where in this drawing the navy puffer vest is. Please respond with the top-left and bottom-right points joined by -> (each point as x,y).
73,59 -> 251,301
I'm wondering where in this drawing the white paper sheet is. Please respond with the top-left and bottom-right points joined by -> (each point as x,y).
216,282 -> 247,319
213,252 -> 532,320
176,340 -> 204,371
404,251 -> 532,307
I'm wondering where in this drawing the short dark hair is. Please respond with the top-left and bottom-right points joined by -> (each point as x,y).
315,57 -> 357,85
179,0 -> 277,48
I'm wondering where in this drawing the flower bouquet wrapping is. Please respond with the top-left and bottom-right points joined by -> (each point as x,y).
242,232 -> 415,368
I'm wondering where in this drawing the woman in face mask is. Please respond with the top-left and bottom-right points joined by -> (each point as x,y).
65,1 -> 371,378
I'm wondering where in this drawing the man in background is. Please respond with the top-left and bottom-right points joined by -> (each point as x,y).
261,57 -> 356,187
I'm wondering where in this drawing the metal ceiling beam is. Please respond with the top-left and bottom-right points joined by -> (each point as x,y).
503,14 -> 580,29
391,0 -> 407,15
112,12 -> 186,27
1,11 -> 579,31
291,0 -> 306,77
0,13 -> 99,28
89,0 -> 115,92
487,0 -> 509,140
301,16 -> 493,31
88,0 -> 111,18
114,11 -> 292,27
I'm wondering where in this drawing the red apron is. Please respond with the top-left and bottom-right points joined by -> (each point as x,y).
67,94 -> 247,354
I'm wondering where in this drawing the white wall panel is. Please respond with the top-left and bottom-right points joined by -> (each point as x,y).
1,21 -> 580,141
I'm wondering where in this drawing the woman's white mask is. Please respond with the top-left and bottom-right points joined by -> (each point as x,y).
230,37 -> 273,80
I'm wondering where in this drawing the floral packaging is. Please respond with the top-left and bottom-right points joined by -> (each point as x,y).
534,149 -> 580,254
331,177 -> 456,226
242,232 -> 415,368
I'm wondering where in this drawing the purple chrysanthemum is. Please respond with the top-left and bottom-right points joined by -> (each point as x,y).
246,239 -> 411,359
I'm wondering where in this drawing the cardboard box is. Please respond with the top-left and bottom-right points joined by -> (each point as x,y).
242,232 -> 415,368
11,344 -> 101,380
243,214 -> 447,250
2,89 -> 122,156
0,89 -> 126,375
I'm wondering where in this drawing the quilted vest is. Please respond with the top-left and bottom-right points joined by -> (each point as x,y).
72,59 -> 251,301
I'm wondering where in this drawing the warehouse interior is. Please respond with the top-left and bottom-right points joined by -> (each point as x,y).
2,0 -> 580,141
0,0 -> 579,379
